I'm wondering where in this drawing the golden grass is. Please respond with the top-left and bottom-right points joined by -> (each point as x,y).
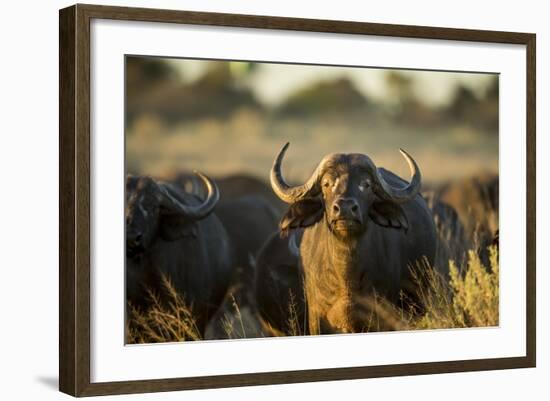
277,245 -> 499,336
405,245 -> 499,330
126,275 -> 201,343
449,246 -> 499,327
127,246 -> 499,343
219,294 -> 247,339
285,289 -> 304,337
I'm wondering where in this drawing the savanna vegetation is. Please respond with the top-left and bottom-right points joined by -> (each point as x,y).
126,215 -> 499,343
125,57 -> 499,343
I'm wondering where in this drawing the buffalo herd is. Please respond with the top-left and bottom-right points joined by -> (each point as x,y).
126,143 -> 499,339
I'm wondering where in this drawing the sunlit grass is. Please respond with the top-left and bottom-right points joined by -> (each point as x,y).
406,245 -> 499,330
126,275 -> 201,343
127,244 -> 498,343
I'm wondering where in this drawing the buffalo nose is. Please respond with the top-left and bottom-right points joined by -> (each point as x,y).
332,198 -> 360,218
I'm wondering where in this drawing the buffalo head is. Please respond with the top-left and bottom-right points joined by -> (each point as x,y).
125,172 -> 219,258
270,143 -> 422,239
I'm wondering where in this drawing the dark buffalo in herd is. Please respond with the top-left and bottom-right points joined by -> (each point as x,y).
255,230 -> 305,334
125,172 -> 233,335
126,171 -> 279,337
125,143 -> 498,339
436,172 -> 498,241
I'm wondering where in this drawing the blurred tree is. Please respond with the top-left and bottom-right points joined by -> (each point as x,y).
197,62 -> 232,89
445,75 -> 498,132
197,62 -> 259,89
481,76 -> 499,131
229,62 -> 259,80
126,60 -> 262,127
126,57 -> 180,127
384,71 -> 438,125
275,77 -> 368,117
126,57 -> 179,100
485,75 -> 498,101
385,71 -> 414,108
449,85 -> 477,119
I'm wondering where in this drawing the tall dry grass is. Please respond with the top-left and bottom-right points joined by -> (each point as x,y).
127,244 -> 498,343
126,277 -> 263,343
406,245 -> 499,330
126,275 -> 201,343
280,245 -> 499,336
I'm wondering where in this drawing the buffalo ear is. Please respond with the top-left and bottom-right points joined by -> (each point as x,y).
280,198 -> 324,237
159,214 -> 197,241
369,201 -> 409,232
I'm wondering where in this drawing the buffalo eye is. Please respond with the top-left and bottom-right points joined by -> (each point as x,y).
359,178 -> 371,192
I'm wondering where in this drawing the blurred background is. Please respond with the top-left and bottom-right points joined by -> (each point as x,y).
125,56 -> 498,186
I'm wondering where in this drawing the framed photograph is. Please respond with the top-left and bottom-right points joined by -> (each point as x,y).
59,4 -> 536,397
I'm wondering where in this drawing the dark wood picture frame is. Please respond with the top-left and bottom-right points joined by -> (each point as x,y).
59,3 -> 536,397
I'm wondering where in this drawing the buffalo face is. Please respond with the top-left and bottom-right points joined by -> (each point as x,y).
319,159 -> 373,238
126,176 -> 162,258
125,172 -> 220,259
272,143 -> 420,238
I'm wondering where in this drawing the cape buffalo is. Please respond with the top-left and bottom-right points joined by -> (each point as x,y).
215,195 -> 279,273
436,172 -> 498,242
125,172 -> 233,336
202,195 -> 280,339
254,229 -> 306,336
425,194 -> 469,269
257,143 -> 437,334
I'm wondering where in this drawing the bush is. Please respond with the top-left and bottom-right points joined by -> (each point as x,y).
410,245 -> 499,330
